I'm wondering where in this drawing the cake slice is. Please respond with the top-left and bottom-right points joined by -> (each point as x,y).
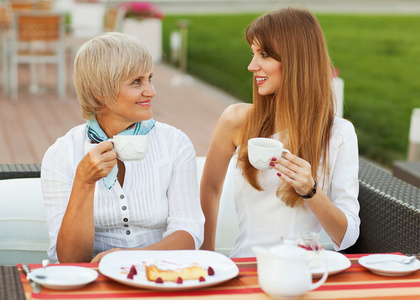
145,262 -> 207,282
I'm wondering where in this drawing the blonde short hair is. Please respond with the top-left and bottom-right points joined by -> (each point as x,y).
73,32 -> 153,120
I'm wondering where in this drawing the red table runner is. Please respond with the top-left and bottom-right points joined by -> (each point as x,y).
18,254 -> 420,300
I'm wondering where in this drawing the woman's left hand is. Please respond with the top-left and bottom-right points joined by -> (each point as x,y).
270,152 -> 315,196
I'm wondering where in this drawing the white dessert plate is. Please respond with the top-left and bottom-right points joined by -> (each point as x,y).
307,250 -> 351,278
99,250 -> 239,291
29,266 -> 98,290
359,254 -> 420,276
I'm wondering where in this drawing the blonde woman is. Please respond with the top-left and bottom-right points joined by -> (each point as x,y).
41,32 -> 204,263
200,7 -> 360,257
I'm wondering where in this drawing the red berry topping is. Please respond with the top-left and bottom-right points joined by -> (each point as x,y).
199,276 -> 206,282
208,266 -> 215,276
155,277 -> 163,284
130,265 -> 137,275
127,272 -> 134,280
176,277 -> 183,284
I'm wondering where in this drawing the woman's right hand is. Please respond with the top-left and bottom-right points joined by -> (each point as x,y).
76,141 -> 117,185
57,141 -> 116,263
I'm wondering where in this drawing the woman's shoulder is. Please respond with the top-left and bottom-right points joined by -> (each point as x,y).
150,121 -> 195,158
48,124 -> 87,150
151,121 -> 192,144
42,124 -> 86,164
332,117 -> 356,136
329,117 -> 358,151
152,121 -> 186,137
220,103 -> 252,128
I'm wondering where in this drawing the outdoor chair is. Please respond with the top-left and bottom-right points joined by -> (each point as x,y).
3,0 -> 39,96
392,160 -> 420,188
9,0 -> 35,11
0,157 -> 418,266
197,157 -> 420,256
391,108 -> 420,188
70,1 -> 107,56
0,177 -> 50,266
0,163 -> 41,179
36,0 -> 53,11
346,158 -> 420,256
0,3 -> 12,96
407,108 -> 420,161
9,10 -> 66,101
103,5 -> 125,33
196,156 -> 239,256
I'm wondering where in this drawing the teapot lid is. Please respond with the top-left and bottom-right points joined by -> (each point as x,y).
269,240 -> 306,258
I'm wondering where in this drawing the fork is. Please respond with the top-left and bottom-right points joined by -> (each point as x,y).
366,256 -> 417,265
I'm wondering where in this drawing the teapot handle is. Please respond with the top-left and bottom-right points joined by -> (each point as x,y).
308,257 -> 328,291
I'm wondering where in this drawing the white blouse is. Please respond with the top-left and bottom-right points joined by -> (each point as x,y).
231,117 -> 360,257
41,122 -> 205,261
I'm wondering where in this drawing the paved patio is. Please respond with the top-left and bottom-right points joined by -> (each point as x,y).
2,0 -> 418,165
0,57 -> 238,164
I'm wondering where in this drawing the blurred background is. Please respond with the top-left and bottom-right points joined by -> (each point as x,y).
0,0 -> 419,172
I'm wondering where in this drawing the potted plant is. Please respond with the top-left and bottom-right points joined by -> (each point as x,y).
120,1 -> 164,20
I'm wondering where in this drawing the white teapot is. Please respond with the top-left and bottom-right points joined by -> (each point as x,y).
252,240 -> 328,299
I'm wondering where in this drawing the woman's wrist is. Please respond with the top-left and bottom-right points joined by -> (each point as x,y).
298,180 -> 317,199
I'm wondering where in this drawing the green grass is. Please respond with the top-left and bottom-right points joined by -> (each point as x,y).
162,14 -> 420,167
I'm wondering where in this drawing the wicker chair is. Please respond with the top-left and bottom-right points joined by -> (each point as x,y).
0,158 -> 419,259
346,158 -> 420,256
0,163 -> 41,179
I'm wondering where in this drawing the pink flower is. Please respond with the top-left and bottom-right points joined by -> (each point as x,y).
120,1 -> 164,20
131,2 -> 153,12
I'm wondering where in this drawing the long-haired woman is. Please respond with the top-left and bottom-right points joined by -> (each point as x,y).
200,7 -> 360,257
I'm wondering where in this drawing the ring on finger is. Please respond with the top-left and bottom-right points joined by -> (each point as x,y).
290,173 -> 295,180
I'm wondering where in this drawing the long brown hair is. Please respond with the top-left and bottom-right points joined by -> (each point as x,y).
237,7 -> 335,207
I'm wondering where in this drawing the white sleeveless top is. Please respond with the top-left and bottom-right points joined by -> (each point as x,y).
230,117 -> 360,257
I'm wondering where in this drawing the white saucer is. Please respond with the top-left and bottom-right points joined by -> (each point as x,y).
30,266 -> 98,290
307,250 -> 351,278
359,254 -> 420,276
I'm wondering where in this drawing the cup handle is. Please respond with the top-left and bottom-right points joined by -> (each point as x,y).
308,257 -> 328,290
108,139 -> 116,150
275,149 -> 290,159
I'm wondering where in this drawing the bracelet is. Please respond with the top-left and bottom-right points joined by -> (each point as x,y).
299,180 -> 317,199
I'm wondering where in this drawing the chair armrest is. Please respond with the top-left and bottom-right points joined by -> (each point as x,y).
346,158 -> 420,255
392,160 -> 420,188
0,164 -> 41,179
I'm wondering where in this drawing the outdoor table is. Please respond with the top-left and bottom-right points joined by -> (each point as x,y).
1,253 -> 419,300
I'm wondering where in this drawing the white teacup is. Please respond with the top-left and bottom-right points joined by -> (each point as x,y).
248,138 -> 290,170
109,135 -> 149,161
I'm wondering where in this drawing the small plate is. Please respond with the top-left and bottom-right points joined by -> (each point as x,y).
99,250 -> 239,291
359,254 -> 420,276
307,250 -> 351,278
29,266 -> 98,290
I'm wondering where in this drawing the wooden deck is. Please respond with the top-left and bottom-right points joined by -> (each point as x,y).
0,56 -> 237,164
